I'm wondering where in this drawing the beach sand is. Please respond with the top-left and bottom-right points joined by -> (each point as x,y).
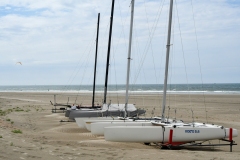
0,92 -> 240,160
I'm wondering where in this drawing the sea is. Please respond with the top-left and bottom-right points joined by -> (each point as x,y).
0,83 -> 240,94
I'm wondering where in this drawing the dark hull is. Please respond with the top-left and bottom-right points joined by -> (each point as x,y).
65,110 -> 71,117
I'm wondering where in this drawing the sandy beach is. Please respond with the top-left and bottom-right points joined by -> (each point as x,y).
0,92 -> 240,160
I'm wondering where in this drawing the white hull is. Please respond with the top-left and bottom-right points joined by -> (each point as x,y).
90,118 -> 178,135
91,121 -> 153,135
75,117 -> 114,129
84,119 -> 132,131
104,124 -> 238,143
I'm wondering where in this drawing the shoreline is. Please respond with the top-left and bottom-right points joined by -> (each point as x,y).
1,91 -> 240,95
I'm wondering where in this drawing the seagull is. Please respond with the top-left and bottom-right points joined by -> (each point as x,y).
16,62 -> 22,65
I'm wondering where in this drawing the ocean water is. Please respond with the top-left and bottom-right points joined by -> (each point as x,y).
0,83 -> 240,94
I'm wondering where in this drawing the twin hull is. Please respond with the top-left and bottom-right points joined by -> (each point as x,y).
68,109 -> 145,120
104,126 -> 238,143
85,120 -> 133,131
75,117 -> 114,129
91,121 -> 152,135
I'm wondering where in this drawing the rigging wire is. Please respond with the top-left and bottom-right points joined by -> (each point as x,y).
172,6 -> 177,119
132,0 -> 165,85
131,20 -> 140,106
130,0 -> 165,115
97,14 -> 111,102
143,0 -> 158,84
56,28 -> 97,103
143,0 -> 163,114
64,29 -> 97,91
190,0 -> 208,123
131,18 -> 148,112
110,0 -> 131,104
175,0 -> 193,111
74,39 -> 96,104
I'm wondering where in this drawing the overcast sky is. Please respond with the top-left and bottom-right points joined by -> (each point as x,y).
0,0 -> 239,85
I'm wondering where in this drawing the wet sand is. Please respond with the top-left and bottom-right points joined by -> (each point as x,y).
0,92 -> 240,160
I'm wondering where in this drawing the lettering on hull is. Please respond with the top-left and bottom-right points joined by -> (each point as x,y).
185,130 -> 200,133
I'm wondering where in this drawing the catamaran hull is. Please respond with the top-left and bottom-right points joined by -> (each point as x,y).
68,110 -> 106,120
75,117 -> 114,129
104,126 -> 238,143
68,109 -> 145,120
65,108 -> 97,118
91,121 -> 152,135
65,110 -> 71,117
75,117 -> 157,129
85,120 -> 134,131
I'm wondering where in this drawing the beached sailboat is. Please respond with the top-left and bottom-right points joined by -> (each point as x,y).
80,0 -> 158,132
64,13 -> 102,119
52,14 -> 102,114
103,0 -> 238,149
84,0 -> 180,135
70,0 -> 145,121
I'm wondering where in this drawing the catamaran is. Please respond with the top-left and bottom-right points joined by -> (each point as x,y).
102,0 -> 238,150
69,0 -> 145,121
83,0 -> 183,134
77,0 -> 162,132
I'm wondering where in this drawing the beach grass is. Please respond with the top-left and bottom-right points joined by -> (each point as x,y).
15,108 -> 24,112
0,107 -> 25,116
12,129 -> 22,134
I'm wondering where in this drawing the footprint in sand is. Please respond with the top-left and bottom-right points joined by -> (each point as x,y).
20,157 -> 25,160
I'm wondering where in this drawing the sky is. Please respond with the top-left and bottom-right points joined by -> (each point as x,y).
0,0 -> 240,85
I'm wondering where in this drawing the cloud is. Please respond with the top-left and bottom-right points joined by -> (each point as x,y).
0,0 -> 240,85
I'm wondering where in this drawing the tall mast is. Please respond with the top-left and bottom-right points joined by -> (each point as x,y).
161,0 -> 173,123
103,0 -> 115,104
92,13 -> 100,108
124,0 -> 135,117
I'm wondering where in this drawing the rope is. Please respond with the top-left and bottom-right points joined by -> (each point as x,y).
132,0 -> 165,85
143,0 -> 158,84
57,28 -> 97,103
190,0 -> 208,123
75,39 -> 96,104
110,0 -> 131,104
175,0 -> 193,111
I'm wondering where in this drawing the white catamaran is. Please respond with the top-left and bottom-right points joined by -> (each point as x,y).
102,0 -> 238,150
81,0 -> 164,134
82,0 -> 185,136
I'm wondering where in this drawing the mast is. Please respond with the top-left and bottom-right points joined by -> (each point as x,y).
92,13 -> 100,108
161,0 -> 173,123
124,0 -> 135,117
103,0 -> 115,104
